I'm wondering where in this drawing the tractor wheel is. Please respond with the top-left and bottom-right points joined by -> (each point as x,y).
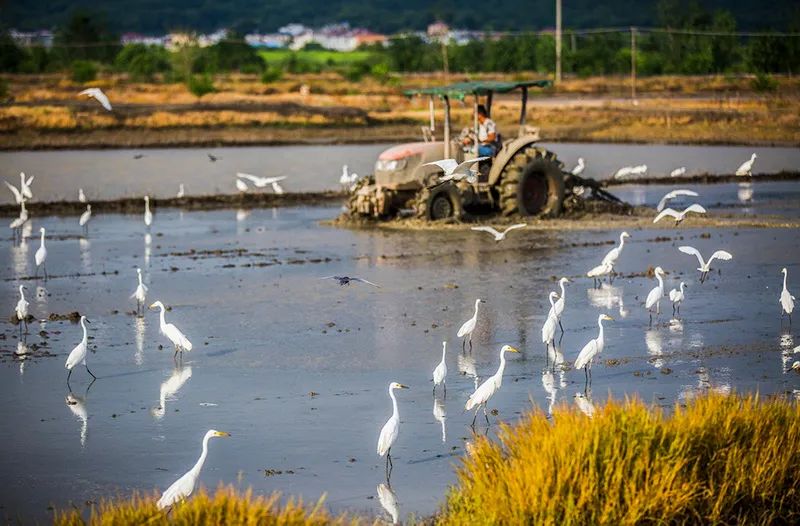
346,175 -> 375,217
498,147 -> 565,217
415,182 -> 463,221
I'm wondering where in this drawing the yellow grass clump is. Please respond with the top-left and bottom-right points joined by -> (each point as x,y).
439,394 -> 800,526
54,486 -> 360,526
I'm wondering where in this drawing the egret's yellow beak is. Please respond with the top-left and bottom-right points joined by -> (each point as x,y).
507,346 -> 521,353
215,431 -> 231,437
148,303 -> 158,309
398,384 -> 410,389
603,315 -> 615,321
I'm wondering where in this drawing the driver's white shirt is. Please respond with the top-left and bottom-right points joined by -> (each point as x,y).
478,118 -> 497,142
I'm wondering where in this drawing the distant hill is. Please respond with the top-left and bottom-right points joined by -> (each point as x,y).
2,0 -> 798,34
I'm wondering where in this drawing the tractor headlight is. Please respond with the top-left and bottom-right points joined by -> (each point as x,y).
375,159 -> 407,172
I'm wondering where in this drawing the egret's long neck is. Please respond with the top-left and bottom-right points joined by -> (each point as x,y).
680,282 -> 685,293
441,346 -> 447,363
40,230 -> 45,245
473,301 -> 480,319
389,388 -> 399,420
191,435 -> 210,476
159,306 -> 167,330
138,272 -> 143,286
656,274 -> 664,289
559,281 -> 566,297
619,235 -> 625,249
80,319 -> 88,344
597,318 -> 605,344
496,349 -> 507,379
19,286 -> 25,301
145,200 -> 150,213
783,272 -> 788,291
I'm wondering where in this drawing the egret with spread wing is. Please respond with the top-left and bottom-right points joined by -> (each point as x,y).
656,189 -> 699,212
677,246 -> 733,283
320,275 -> 380,287
470,223 -> 526,241
653,204 -> 706,225
236,172 -> 287,188
423,157 -> 489,182
79,88 -> 112,111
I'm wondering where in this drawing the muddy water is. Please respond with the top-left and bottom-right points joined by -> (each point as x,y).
1,143 -> 799,204
1,186 -> 799,522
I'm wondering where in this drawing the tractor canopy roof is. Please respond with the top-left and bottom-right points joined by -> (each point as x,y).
404,80 -> 551,100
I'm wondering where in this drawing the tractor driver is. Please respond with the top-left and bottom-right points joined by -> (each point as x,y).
463,104 -> 498,157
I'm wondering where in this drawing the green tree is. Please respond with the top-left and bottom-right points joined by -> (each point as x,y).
0,32 -> 27,72
115,44 -> 171,81
52,10 -> 120,66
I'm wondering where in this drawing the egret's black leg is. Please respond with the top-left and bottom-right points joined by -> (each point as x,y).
85,364 -> 97,380
484,404 -> 490,426
558,319 -> 564,334
67,368 -> 73,386
471,408 -> 479,428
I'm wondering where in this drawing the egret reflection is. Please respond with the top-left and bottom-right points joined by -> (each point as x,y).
574,390 -> 596,418
457,352 -> 479,390
376,483 -> 400,525
542,369 -> 557,418
781,333 -> 796,374
679,367 -> 731,401
152,365 -> 193,420
645,329 -> 664,369
10,234 -> 29,278
66,380 -> 94,447
144,233 -> 152,268
737,182 -> 753,203
433,397 -> 446,443
587,284 -> 627,318
79,238 -> 91,272
15,341 -> 29,376
134,317 -> 146,366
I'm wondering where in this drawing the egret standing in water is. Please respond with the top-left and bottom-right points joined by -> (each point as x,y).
601,232 -> 630,268
571,157 -> 585,176
587,261 -> 614,287
176,184 -> 185,199
465,344 -> 520,427
574,314 -> 613,387
669,282 -> 687,316
457,299 -> 485,351
645,267 -> 666,324
65,316 -> 95,384
735,153 -> 757,176
553,277 -> 570,333
781,268 -> 795,325
150,301 -> 193,358
131,267 -> 148,315
15,285 -> 29,335
677,246 -> 733,283
34,227 -> 47,280
157,429 -> 231,510
143,196 -> 153,227
432,341 -> 447,396
79,204 -> 92,235
542,292 -> 559,353
377,382 -> 409,479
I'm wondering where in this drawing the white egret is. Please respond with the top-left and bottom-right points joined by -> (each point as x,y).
465,344 -> 520,426
669,281 -> 687,316
677,246 -> 733,283
156,429 -> 231,510
131,267 -> 148,315
780,268 -> 795,324
4,180 -> 24,204
433,397 -> 446,443
377,381 -> 409,478
79,88 -> 112,111
143,196 -> 152,227
432,341 -> 447,396
423,157 -> 489,182
235,178 -> 249,192
236,172 -> 287,188
9,201 -> 28,241
542,292 -> 559,351
630,164 -> 648,176
19,172 -> 34,199
601,232 -> 630,267
457,298 -> 485,351
15,285 -> 29,334
319,275 -> 380,287
613,166 -> 634,179
553,277 -> 570,333
340,165 -> 351,188
65,316 -> 95,383
470,223 -> 527,242
152,365 -> 193,420
149,301 -> 193,358
670,167 -> 687,178
574,314 -> 613,385
271,181 -> 285,194
656,189 -> 699,212
176,184 -> 185,199
78,188 -> 87,203
587,261 -> 614,287
79,204 -> 92,235
735,153 -> 757,176
571,157 -> 585,176
32,227 -> 48,280
653,204 -> 706,225
645,267 -> 666,323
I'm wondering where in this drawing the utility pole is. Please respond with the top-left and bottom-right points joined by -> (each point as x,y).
630,26 -> 637,102
555,0 -> 562,84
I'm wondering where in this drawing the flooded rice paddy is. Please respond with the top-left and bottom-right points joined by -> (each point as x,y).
1,162 -> 799,522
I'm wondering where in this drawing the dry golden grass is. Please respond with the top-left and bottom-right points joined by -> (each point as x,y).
439,394 -> 800,526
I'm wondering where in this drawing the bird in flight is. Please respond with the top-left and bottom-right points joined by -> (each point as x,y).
423,157 -> 489,182
236,172 -> 287,188
470,223 -> 527,241
208,153 -> 221,162
79,88 -> 112,111
320,276 -> 380,287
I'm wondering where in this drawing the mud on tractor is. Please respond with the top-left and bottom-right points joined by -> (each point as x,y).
348,80 -> 619,221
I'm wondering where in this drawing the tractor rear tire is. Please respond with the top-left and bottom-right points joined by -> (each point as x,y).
416,182 -> 463,221
499,148 -> 565,217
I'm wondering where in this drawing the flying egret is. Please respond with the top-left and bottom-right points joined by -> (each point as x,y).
271,181 -> 285,194
176,184 -> 185,199
65,316 -> 95,383
149,301 -> 193,358
653,204 -> 706,225
587,261 -> 614,287
669,281 -> 687,316
670,167 -> 687,178
553,277 -> 570,333
79,88 -> 112,111
15,285 -> 29,335
157,429 -> 231,510
571,157 -> 585,176
780,268 -> 795,325
236,172 -> 287,188
457,298 -> 485,351
645,266 -> 666,323
574,314 -> 613,386
735,153 -> 757,176
377,382 -> 409,479
656,189 -> 699,212
465,344 -> 520,426
79,204 -> 92,235
4,180 -> 24,204
601,231 -> 631,268
131,267 -> 148,315
19,172 -> 33,200
34,227 -> 47,280
152,365 -> 193,420
542,292 -> 559,352
432,341 -> 447,396
319,275 -> 380,287
78,188 -> 87,203
470,223 -> 527,242
678,246 -> 733,283
423,157 -> 489,182
144,196 -> 152,227
235,178 -> 249,192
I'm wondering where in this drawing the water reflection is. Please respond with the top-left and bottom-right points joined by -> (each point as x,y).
79,238 -> 91,273
780,333 -> 796,374
737,182 -> 753,203
432,398 -> 446,443
65,381 -> 94,448
574,390 -> 596,418
134,317 -> 146,366
645,329 -> 664,369
144,233 -> 152,268
542,369 -> 557,418
15,341 -> 29,376
679,367 -> 731,401
152,365 -> 193,420
587,284 -> 627,318
376,483 -> 400,524
10,232 -> 29,278
457,353 -> 479,390
547,343 -> 565,370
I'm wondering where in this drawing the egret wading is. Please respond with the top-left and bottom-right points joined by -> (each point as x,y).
34,227 -> 47,280
15,285 -> 29,335
144,196 -> 152,228
131,268 -> 148,316
574,314 -> 613,387
542,292 -> 559,355
458,299 -> 485,351
781,268 -> 795,325
65,316 -> 95,384
79,204 -> 92,235
553,278 -> 570,333
377,382 -> 409,480
645,267 -> 666,324
669,282 -> 687,316
465,345 -> 520,427
432,341 -> 447,396
735,153 -> 757,176
150,301 -> 193,359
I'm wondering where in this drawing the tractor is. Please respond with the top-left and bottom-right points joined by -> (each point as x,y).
348,80 -> 618,221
